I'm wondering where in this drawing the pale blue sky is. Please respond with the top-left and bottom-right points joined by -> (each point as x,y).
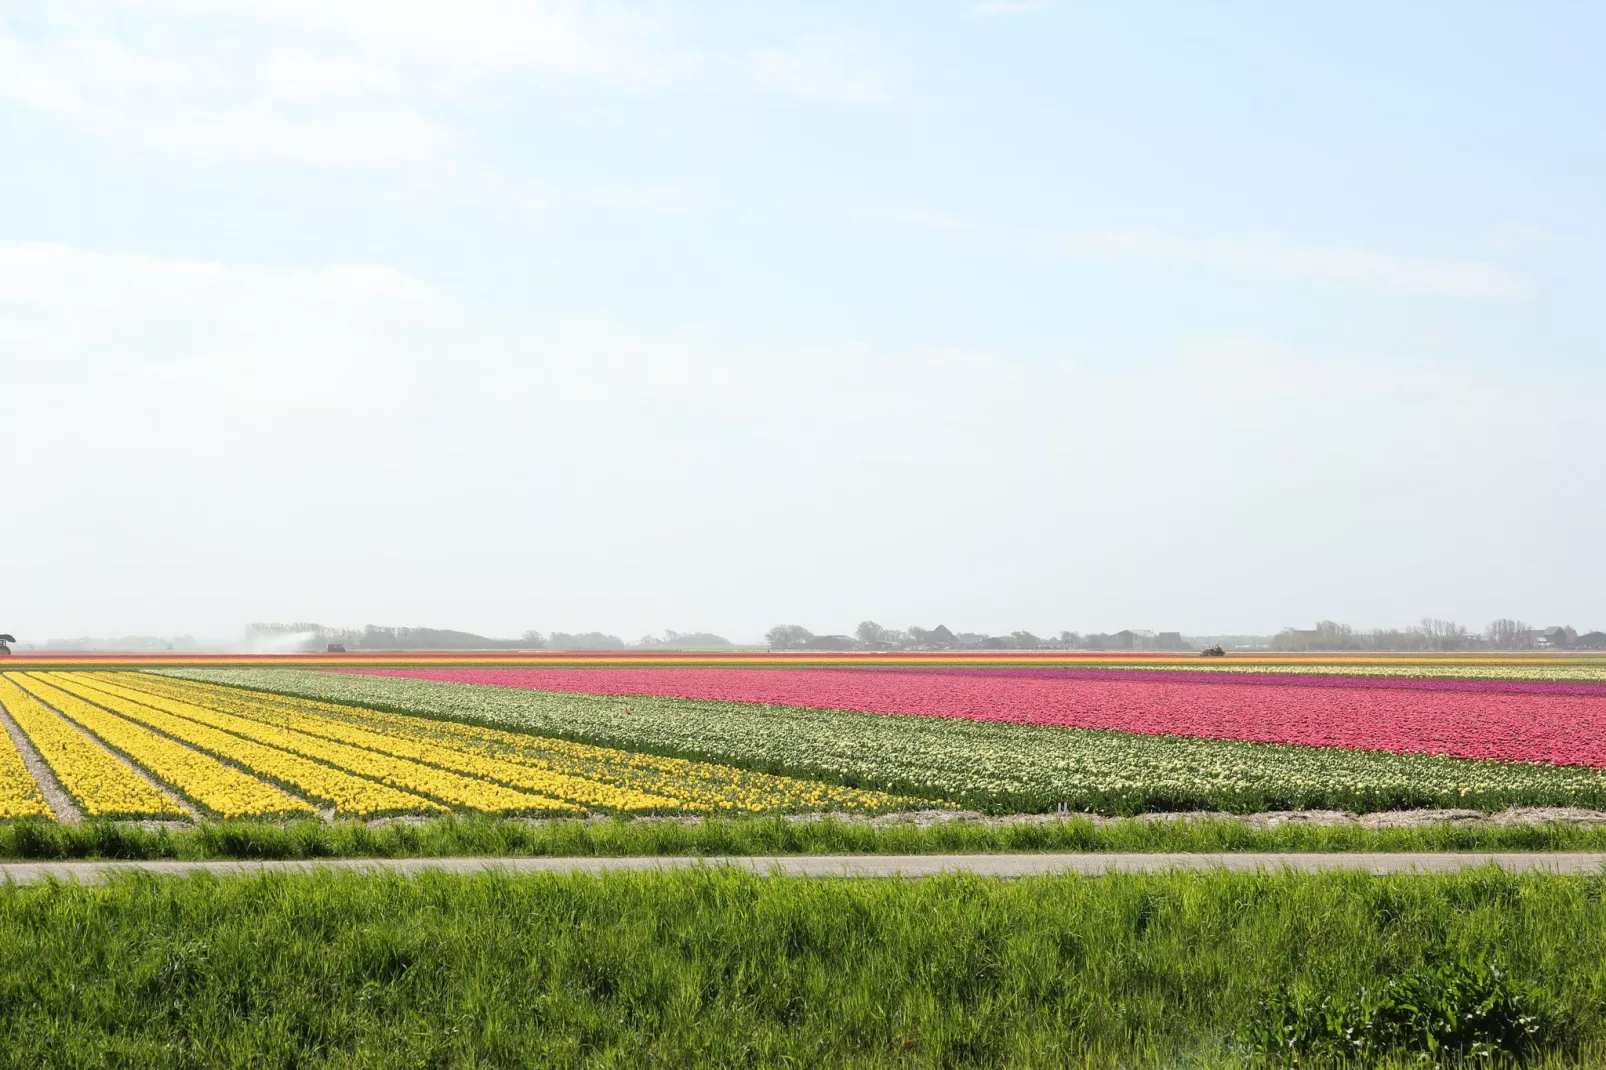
2,2 -> 1602,643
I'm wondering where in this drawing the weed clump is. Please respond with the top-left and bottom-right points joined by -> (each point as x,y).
1244,956 -> 1554,1066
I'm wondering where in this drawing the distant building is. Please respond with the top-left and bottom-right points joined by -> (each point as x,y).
1536,626 -> 1578,649
1098,629 -> 1184,651
803,634 -> 858,651
926,625 -> 957,649
1576,631 -> 1606,650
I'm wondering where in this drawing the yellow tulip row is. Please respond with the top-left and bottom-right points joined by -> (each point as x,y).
115,672 -> 915,813
0,674 -> 182,818
0,691 -> 52,819
327,687 -> 879,811
14,674 -> 314,820
3,666 -> 922,822
41,674 -> 445,819
41,673 -> 582,816
86,672 -> 673,813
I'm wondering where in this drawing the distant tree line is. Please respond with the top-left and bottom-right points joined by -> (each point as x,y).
524,631 -> 624,650
42,634 -> 201,652
248,623 -> 531,651
1269,619 -> 1606,652
764,618 -> 1606,653
232,616 -> 1606,655
247,623 -> 730,652
658,631 -> 734,648
765,622 -> 1192,652
527,630 -> 734,650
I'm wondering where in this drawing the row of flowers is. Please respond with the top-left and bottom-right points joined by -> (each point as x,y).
0,675 -> 182,819
162,668 -> 1606,814
0,690 -> 52,819
340,666 -> 1606,770
14,674 -> 314,820
93,673 -> 650,815
112,672 -> 919,814
37,673 -> 580,818
42,674 -> 448,819
853,666 -> 1606,697
1110,663 -> 1606,684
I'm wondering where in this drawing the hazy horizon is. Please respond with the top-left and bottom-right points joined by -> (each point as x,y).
5,3 -> 1602,642
12,617 -> 1597,653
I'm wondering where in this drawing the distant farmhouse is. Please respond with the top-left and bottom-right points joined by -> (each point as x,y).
1536,626 -> 1579,648
1096,629 -> 1188,651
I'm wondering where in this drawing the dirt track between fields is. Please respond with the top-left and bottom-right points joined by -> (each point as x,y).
2,853 -> 1605,885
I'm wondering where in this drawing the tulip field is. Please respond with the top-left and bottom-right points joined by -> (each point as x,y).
0,671 -> 920,820
4,652 -> 1606,820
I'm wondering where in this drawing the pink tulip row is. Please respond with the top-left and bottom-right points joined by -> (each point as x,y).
346,667 -> 1606,770
864,666 -> 1606,698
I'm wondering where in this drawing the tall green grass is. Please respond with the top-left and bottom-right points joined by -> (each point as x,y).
2,868 -> 1605,1067
5,814 -> 1606,861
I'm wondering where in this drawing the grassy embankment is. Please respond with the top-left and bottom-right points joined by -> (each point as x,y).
2,867 -> 1605,1066
5,814 -> 1606,860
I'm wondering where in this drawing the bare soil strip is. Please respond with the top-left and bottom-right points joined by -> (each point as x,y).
3,852 -> 1605,885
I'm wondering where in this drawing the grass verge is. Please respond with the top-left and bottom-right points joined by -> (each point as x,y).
6,814 -> 1606,861
2,867 -> 1605,1067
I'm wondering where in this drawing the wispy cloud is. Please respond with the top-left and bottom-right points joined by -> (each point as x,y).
1482,223 -> 1560,251
0,1 -> 701,166
1055,230 -> 1528,299
744,36 -> 892,102
970,2 -> 1050,16
840,203 -> 983,232
838,205 -> 1521,300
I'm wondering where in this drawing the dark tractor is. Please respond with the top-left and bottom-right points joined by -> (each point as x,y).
0,634 -> 14,656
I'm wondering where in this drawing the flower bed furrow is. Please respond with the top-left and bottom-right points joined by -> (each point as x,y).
15,674 -> 316,820
27,673 -> 581,817
63,672 -> 640,814
343,666 -> 1606,770
43,674 -> 445,819
158,668 -> 1606,814
0,687 -> 52,820
0,675 -> 185,819
117,672 -> 924,814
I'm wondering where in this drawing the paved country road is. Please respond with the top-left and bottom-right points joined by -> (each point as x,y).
2,853 -> 1606,884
